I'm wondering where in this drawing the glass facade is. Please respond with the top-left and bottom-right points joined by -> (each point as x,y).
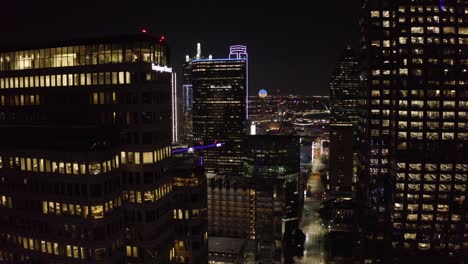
0,34 -> 175,263
172,155 -> 208,264
0,40 -> 167,71
358,0 -> 467,261
330,46 -> 360,125
192,54 -> 247,177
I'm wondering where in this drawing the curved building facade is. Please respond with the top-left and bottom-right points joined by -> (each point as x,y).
0,34 -> 175,264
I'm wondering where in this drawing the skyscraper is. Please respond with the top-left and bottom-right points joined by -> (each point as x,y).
192,45 -> 248,177
358,1 -> 467,262
208,135 -> 301,262
243,135 -> 301,245
0,34 -> 175,263
171,153 -> 208,264
330,45 -> 360,125
181,43 -> 209,144
328,46 -> 360,194
329,122 -> 355,193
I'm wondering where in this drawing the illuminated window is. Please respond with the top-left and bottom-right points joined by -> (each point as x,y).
89,162 -> 101,175
136,191 -> 142,203
142,152 -> 153,164
125,246 -> 138,257
91,205 -> 104,219
66,245 -> 72,257
404,233 -> 416,240
421,214 -> 433,221
144,191 -> 154,202
178,209 -> 183,220
407,214 -> 418,221
439,184 -> 451,192
422,204 -> 433,211
411,27 -> 424,34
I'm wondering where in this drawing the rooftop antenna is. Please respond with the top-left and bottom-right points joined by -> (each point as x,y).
196,43 -> 201,59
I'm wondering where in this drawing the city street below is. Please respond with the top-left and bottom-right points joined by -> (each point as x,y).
295,172 -> 326,264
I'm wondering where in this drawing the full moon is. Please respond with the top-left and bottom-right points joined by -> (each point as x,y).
258,89 -> 268,98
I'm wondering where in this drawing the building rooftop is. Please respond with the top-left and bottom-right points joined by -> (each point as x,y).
0,33 -> 167,52
209,237 -> 246,255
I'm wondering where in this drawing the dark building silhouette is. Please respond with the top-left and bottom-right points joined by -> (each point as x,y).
192,46 -> 248,177
329,123 -> 355,194
358,0 -> 467,262
171,154 -> 208,264
0,34 -> 176,263
328,46 -> 360,195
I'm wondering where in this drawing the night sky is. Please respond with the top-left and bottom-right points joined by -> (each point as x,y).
2,0 -> 361,96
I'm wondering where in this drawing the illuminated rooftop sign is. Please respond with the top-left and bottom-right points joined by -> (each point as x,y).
152,63 -> 172,73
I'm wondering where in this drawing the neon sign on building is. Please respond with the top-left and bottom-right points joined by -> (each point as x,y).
152,63 -> 172,73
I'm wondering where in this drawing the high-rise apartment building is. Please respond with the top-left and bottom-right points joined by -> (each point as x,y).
192,46 -> 248,177
0,34 -> 176,263
358,1 -> 467,262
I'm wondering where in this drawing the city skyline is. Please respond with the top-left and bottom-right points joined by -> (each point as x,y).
0,1 -> 466,263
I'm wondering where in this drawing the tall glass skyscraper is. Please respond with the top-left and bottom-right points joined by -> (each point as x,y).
329,46 -> 360,194
358,0 -> 467,262
181,43 -> 209,144
192,46 -> 248,177
0,34 -> 176,263
330,45 -> 360,125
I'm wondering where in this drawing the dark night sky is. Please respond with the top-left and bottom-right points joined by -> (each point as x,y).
2,0 -> 361,96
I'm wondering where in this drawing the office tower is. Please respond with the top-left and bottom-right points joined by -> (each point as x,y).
171,153 -> 208,264
181,43 -> 209,144
330,45 -> 360,125
329,123 -> 355,193
246,135 -> 301,263
192,45 -> 248,177
244,135 -> 301,232
207,175 -> 254,238
207,135 -> 300,262
358,1 -> 467,262
329,46 -> 360,195
0,34 -> 175,263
